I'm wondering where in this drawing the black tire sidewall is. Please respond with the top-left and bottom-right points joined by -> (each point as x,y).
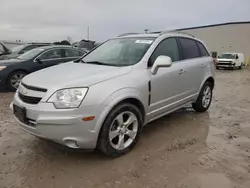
7,71 -> 27,92
97,103 -> 143,157
193,82 -> 213,112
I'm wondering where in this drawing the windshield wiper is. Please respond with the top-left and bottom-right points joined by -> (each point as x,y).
85,61 -> 114,66
74,58 -> 86,63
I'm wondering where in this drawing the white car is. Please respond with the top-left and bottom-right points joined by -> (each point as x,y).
12,31 -> 215,157
216,52 -> 244,69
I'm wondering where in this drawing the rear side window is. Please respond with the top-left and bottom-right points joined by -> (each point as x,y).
149,38 -> 180,67
64,49 -> 82,57
197,42 -> 209,56
178,38 -> 199,59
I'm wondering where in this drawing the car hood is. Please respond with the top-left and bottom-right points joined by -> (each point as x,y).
0,53 -> 19,60
0,58 -> 23,66
22,62 -> 132,90
217,58 -> 233,62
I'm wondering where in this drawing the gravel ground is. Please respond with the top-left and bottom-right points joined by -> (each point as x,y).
0,69 -> 250,188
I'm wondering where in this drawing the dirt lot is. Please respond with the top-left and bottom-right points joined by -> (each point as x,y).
1,69 -> 250,188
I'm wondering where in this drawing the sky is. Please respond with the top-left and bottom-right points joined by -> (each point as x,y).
0,0 -> 250,43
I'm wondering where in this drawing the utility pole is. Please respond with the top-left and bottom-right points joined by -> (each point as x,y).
144,29 -> 149,33
87,26 -> 89,40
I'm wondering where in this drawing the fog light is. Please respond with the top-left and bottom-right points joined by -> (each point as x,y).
64,139 -> 79,149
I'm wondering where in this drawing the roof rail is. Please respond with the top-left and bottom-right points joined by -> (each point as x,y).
160,30 -> 195,38
117,33 -> 140,37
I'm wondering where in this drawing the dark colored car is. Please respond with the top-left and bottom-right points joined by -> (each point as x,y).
0,45 -> 86,91
0,43 -> 51,60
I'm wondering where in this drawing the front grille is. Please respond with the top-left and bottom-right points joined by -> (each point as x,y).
218,62 -> 233,66
21,82 -> 47,92
18,92 -> 42,104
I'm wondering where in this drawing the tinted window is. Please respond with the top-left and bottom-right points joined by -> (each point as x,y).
149,38 -> 180,67
18,48 -> 45,60
197,42 -> 209,56
179,38 -> 199,59
39,49 -> 63,60
64,49 -> 82,57
20,45 -> 37,54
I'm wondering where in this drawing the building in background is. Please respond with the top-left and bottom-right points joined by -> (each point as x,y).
177,21 -> 250,65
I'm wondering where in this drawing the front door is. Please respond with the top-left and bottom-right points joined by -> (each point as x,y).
148,37 -> 187,120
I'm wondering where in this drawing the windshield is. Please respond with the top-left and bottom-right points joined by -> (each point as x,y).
17,48 -> 45,60
11,45 -> 26,53
82,37 -> 155,66
219,54 -> 235,59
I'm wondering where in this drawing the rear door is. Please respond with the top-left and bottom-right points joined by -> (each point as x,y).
177,37 -> 208,96
36,48 -> 64,68
61,48 -> 85,63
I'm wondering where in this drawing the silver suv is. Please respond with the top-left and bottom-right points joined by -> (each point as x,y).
12,31 -> 215,157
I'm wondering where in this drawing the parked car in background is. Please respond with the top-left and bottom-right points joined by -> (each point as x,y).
0,45 -> 86,91
11,32 -> 214,157
0,43 -> 51,60
216,52 -> 244,69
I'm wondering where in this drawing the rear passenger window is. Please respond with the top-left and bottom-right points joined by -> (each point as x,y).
149,38 -> 180,67
179,38 -> 199,59
197,42 -> 209,57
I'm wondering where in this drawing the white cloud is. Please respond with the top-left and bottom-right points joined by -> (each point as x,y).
0,0 -> 249,42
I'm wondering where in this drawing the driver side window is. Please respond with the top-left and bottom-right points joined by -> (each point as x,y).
39,49 -> 62,60
148,38 -> 180,67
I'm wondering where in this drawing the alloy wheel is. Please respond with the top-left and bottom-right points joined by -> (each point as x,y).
109,111 -> 138,150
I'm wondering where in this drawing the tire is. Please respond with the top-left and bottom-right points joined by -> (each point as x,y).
97,103 -> 143,157
7,71 -> 27,92
192,82 -> 213,113
239,63 -> 243,69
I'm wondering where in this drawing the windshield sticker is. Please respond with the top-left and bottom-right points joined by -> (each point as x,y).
135,40 -> 153,44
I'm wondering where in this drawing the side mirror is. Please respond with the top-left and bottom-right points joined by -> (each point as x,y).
236,55 -> 239,59
35,58 -> 43,64
151,55 -> 172,75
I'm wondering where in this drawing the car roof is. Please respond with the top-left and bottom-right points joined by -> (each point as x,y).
116,31 -> 206,46
35,45 -> 82,50
117,31 -> 199,40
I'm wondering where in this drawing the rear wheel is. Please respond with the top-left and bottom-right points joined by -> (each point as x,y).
7,71 -> 27,92
192,82 -> 213,112
239,63 -> 243,69
97,103 -> 143,157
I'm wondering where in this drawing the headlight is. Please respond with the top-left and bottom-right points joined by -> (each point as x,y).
0,66 -> 6,71
47,88 -> 88,109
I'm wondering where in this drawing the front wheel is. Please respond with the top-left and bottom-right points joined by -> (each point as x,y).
192,82 -> 213,112
7,71 -> 27,92
97,103 -> 143,157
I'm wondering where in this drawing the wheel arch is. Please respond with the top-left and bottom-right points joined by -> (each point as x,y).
7,69 -> 29,91
94,90 -> 147,146
200,76 -> 215,92
206,77 -> 215,89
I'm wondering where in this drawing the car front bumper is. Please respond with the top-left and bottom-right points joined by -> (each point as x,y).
0,71 -> 7,91
11,92 -> 106,149
216,63 -> 235,68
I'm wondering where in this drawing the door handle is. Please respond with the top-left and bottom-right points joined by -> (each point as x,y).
201,64 -> 206,68
179,69 -> 185,75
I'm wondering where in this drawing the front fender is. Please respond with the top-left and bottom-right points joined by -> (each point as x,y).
94,88 -> 147,137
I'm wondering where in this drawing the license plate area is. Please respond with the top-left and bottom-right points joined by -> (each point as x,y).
13,104 -> 27,124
